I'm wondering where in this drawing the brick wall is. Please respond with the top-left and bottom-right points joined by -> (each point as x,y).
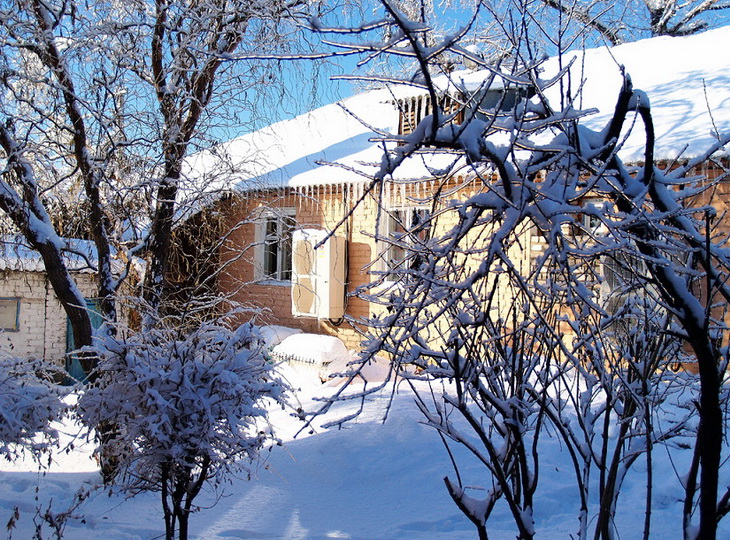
0,270 -> 97,365
217,188 -> 375,351
212,160 -> 730,364
216,179 -> 525,353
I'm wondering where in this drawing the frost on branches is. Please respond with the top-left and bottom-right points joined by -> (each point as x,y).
77,322 -> 286,540
308,2 -> 730,539
0,357 -> 66,461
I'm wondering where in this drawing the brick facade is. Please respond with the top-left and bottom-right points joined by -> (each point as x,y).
211,160 -> 729,356
217,188 -> 374,351
0,269 -> 97,365
214,177 -> 534,353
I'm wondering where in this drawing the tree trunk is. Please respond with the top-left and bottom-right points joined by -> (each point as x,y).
444,476 -> 489,540
144,174 -> 180,312
36,240 -> 95,372
692,340 -> 722,540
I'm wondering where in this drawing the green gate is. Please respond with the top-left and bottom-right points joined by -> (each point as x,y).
65,299 -> 103,383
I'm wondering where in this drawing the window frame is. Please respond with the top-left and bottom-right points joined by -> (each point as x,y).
254,207 -> 296,284
379,205 -> 431,281
0,297 -> 20,332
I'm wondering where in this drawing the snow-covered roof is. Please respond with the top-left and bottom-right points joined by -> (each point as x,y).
0,236 -> 102,273
541,26 -> 730,163
181,88 -> 399,196
185,26 -> 729,196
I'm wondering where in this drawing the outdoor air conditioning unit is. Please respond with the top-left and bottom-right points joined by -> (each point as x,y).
291,229 -> 346,319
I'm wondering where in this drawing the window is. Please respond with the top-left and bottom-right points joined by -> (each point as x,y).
0,298 -> 19,331
382,206 -> 430,277
601,251 -> 645,314
256,208 -> 295,282
397,87 -> 532,139
573,201 -> 605,237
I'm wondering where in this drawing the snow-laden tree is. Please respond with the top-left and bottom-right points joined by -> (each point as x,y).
306,2 -> 730,539
0,357 -> 67,461
77,321 -> 285,540
0,0 -> 315,362
1,0 -> 319,483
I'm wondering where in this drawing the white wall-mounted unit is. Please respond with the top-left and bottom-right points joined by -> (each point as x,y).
291,229 -> 347,319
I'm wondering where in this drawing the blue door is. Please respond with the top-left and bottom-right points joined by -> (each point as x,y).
65,299 -> 103,382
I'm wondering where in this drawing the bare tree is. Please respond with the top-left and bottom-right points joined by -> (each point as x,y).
0,0 -> 312,360
0,0 -> 320,486
305,2 -> 730,538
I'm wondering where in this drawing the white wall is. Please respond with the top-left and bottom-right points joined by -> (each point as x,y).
0,270 -> 97,364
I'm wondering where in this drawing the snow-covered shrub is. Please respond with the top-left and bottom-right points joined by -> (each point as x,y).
307,6 -> 730,539
77,321 -> 286,540
0,357 -> 66,461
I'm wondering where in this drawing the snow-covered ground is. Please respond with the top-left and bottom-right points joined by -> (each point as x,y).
0,362 -> 727,539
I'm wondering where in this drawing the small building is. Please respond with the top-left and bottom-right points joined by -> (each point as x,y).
178,27 -> 730,353
0,237 -> 104,379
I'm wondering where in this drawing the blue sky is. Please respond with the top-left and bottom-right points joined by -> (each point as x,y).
231,1 -> 730,139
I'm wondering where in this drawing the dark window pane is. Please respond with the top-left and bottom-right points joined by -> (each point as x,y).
262,213 -> 294,281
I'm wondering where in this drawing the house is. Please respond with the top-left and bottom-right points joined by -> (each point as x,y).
0,237 -> 109,380
179,26 -> 730,354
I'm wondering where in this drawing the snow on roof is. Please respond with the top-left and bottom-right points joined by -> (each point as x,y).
0,236 -> 102,273
181,89 -> 399,196
186,26 -> 729,196
540,26 -> 730,163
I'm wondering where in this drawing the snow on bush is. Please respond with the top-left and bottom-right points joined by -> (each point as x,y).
258,325 -> 302,348
77,321 -> 286,540
0,357 -> 66,461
